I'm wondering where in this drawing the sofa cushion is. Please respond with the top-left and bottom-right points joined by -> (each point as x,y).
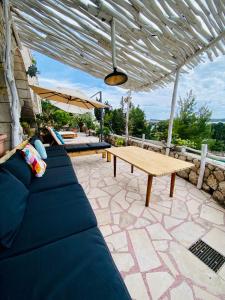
0,169 -> 29,248
45,146 -> 67,157
45,145 -> 66,153
29,165 -> 78,193
0,227 -> 131,300
87,142 -> 111,150
65,143 -> 89,153
0,184 -> 97,259
45,155 -> 72,169
0,150 -> 33,186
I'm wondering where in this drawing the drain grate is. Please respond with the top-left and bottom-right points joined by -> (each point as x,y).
189,240 -> 225,272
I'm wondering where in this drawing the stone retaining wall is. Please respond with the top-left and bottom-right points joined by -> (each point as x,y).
107,135 -> 225,206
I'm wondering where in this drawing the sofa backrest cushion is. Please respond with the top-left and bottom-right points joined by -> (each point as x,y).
0,169 -> 29,248
1,150 -> 33,186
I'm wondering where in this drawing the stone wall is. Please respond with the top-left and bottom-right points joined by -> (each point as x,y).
107,135 -> 225,206
0,4 -> 12,150
0,4 -> 41,150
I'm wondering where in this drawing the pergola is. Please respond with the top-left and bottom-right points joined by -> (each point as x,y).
2,0 -> 225,149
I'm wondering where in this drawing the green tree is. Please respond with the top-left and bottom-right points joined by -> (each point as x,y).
211,122 -> 225,141
151,120 -> 169,141
52,110 -> 72,129
129,106 -> 146,137
111,108 -> 125,135
173,91 -> 211,148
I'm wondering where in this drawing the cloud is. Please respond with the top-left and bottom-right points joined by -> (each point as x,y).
38,54 -> 225,120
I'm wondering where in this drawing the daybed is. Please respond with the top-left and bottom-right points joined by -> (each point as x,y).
0,142 -> 131,300
47,127 -> 112,161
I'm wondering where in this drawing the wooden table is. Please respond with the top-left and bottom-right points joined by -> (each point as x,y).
106,146 -> 193,207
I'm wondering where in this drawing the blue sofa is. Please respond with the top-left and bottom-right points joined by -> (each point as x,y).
0,145 -> 131,300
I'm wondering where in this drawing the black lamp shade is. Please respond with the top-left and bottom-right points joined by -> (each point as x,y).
104,68 -> 128,86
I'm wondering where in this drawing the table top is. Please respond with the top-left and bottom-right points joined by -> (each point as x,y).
106,146 -> 194,176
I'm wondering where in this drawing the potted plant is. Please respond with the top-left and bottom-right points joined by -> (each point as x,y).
115,137 -> 125,147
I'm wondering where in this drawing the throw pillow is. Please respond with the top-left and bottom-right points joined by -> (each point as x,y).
0,169 -> 29,248
21,144 -> 46,177
47,127 -> 62,145
34,139 -> 47,159
53,130 -> 65,145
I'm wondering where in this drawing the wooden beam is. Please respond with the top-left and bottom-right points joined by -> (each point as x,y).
3,0 -> 23,148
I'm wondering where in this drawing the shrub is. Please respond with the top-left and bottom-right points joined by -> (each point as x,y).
115,137 -> 125,147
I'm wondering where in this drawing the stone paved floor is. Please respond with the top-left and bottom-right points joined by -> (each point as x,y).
72,155 -> 225,300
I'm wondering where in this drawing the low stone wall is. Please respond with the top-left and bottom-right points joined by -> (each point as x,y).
107,135 -> 225,206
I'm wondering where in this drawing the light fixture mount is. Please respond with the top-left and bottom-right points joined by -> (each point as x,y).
104,18 -> 128,86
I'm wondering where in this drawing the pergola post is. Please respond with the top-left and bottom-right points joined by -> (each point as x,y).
125,91 -> 131,146
99,91 -> 103,142
166,68 -> 181,155
3,0 -> 23,147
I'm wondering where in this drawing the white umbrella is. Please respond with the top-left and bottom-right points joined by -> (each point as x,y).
49,100 -> 90,114
29,85 -> 108,109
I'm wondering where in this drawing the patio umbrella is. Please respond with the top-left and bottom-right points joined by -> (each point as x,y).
49,100 -> 90,115
29,85 -> 108,109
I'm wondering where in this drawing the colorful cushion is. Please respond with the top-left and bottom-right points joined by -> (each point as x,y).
53,130 -> 65,145
21,144 -> 46,177
0,169 -> 29,248
34,139 -> 47,159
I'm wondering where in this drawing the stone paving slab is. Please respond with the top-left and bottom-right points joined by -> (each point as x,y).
72,155 -> 225,300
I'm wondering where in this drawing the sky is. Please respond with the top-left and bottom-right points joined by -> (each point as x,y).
33,51 -> 225,120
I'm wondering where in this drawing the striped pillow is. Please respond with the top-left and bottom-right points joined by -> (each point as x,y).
21,144 -> 46,177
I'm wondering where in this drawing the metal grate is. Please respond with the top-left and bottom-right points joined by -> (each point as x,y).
189,240 -> 225,272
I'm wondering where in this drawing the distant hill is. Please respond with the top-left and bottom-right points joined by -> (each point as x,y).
210,119 -> 225,123
148,118 -> 225,124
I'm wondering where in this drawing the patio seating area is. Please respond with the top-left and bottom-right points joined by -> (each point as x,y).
72,153 -> 225,300
1,1 -> 225,299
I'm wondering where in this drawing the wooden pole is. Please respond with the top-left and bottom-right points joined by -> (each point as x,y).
166,68 -> 181,155
197,144 -> 208,189
3,0 -> 23,148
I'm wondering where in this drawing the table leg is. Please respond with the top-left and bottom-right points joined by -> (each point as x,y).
131,164 -> 134,173
145,175 -> 153,207
102,151 -> 106,159
107,152 -> 111,162
170,172 -> 176,197
113,155 -> 117,177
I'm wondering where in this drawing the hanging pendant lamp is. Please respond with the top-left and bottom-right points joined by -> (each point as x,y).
104,18 -> 128,86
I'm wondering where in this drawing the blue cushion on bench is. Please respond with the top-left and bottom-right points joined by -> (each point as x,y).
0,227 -> 131,300
0,184 -> 96,260
29,166 -> 78,193
0,170 -> 29,248
1,150 -> 33,186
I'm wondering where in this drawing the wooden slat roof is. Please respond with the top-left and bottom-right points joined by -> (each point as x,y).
10,0 -> 225,91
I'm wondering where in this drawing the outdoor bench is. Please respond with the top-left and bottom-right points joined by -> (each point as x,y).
0,141 -> 131,300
